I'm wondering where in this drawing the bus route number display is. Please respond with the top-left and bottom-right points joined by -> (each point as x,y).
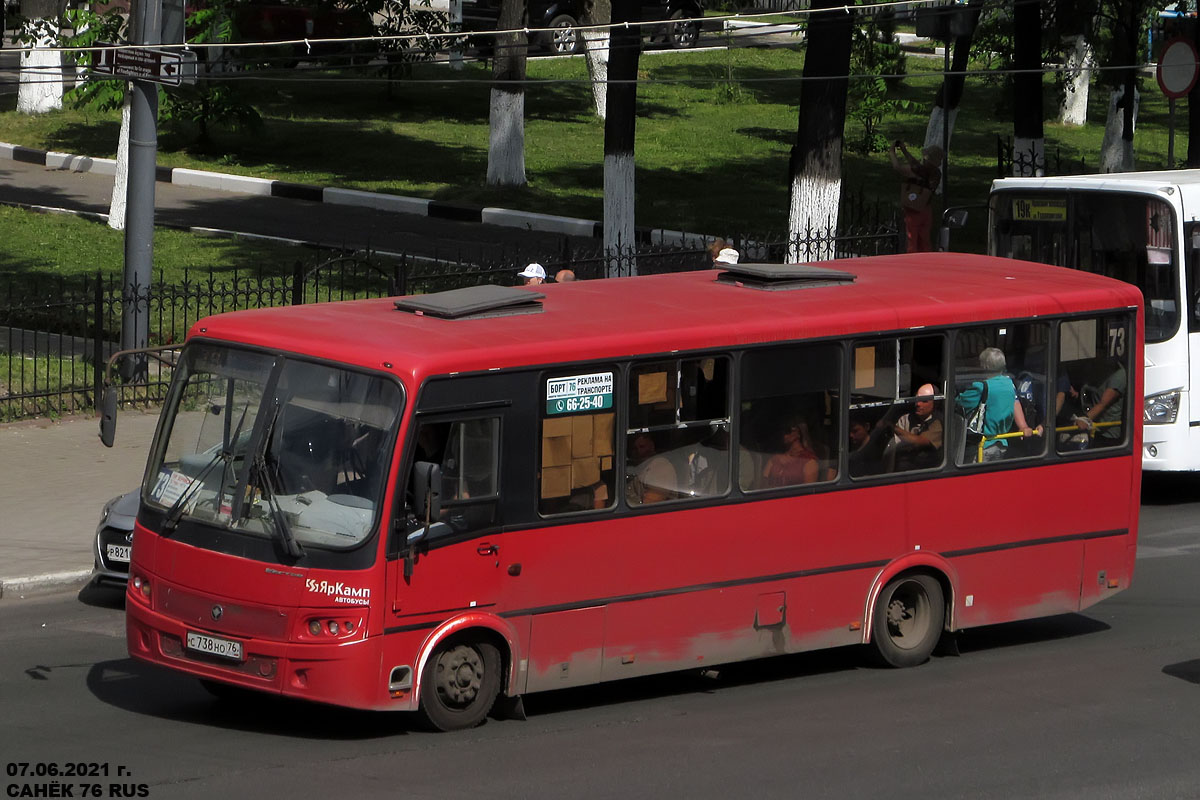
546,371 -> 613,415
1012,198 -> 1067,222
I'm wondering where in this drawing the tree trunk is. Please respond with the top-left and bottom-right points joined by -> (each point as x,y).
487,0 -> 528,186
787,0 -> 852,263
923,1 -> 981,157
581,0 -> 611,119
17,0 -> 65,114
603,0 -> 640,276
1100,85 -> 1138,172
1059,34 -> 1095,125
1011,0 -> 1043,176
1099,0 -> 1140,172
108,93 -> 132,231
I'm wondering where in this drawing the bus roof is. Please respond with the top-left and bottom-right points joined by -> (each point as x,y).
992,168 -> 1200,198
189,253 -> 1141,383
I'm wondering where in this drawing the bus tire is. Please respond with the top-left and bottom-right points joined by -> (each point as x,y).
418,637 -> 501,732
871,573 -> 944,668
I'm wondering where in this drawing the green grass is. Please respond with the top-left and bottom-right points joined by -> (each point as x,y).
0,49 -> 1186,249
0,205 -> 327,287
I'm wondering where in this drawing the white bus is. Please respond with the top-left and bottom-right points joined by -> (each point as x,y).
989,170 -> 1200,471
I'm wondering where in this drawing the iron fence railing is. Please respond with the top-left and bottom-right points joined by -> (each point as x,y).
2,225 -> 900,421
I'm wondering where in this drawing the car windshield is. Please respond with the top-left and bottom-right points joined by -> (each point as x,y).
991,189 -> 1179,343
145,343 -> 402,549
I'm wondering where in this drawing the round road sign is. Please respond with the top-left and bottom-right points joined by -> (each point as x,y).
1158,37 -> 1200,98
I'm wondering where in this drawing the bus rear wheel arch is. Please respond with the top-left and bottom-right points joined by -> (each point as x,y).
871,572 -> 946,668
417,633 -> 504,732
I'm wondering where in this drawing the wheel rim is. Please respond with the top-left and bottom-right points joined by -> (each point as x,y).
432,644 -> 485,707
553,23 -> 577,54
672,22 -> 697,47
884,580 -> 932,651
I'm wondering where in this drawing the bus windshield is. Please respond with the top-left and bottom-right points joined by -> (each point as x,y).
145,343 -> 402,550
991,190 -> 1178,343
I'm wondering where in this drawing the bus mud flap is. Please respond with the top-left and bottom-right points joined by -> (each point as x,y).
492,694 -> 527,721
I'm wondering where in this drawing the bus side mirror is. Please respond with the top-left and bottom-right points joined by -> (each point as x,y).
99,386 -> 118,448
946,209 -> 969,228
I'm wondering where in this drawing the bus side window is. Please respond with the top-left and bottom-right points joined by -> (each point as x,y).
848,335 -> 945,477
1187,222 -> 1200,333
953,323 -> 1050,465
627,357 -> 731,505
411,418 -> 500,533
739,343 -> 840,491
1056,316 -> 1130,453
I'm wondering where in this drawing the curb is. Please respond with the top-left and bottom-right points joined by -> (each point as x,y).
0,141 -> 711,248
0,569 -> 92,600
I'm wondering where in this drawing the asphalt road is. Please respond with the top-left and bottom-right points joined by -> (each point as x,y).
3,476 -> 1200,799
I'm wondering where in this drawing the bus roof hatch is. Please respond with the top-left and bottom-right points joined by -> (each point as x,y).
394,285 -> 546,319
716,263 -> 857,291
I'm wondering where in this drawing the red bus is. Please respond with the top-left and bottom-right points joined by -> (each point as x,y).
119,253 -> 1142,731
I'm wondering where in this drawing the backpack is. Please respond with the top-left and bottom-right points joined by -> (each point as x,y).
1014,371 -> 1041,429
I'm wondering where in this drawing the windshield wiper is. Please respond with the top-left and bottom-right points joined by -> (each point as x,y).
235,399 -> 304,560
161,450 -> 226,534
162,402 -> 250,534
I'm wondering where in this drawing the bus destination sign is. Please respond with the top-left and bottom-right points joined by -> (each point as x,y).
1012,198 -> 1067,222
546,371 -> 613,415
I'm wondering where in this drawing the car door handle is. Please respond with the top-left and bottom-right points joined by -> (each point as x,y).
477,543 -> 498,556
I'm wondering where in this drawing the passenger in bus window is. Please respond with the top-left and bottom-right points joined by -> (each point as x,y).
626,432 -> 678,505
889,384 -> 943,471
1073,360 -> 1126,446
957,347 -> 1040,463
848,413 -> 893,477
762,419 -> 821,487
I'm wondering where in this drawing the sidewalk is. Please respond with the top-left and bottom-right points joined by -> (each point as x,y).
0,411 -> 160,598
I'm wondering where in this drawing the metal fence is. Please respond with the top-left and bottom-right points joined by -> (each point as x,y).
1,224 -> 900,422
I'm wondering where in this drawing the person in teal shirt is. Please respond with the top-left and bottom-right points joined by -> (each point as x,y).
957,347 -> 1041,462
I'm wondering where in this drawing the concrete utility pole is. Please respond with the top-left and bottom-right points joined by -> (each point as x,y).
120,0 -> 162,380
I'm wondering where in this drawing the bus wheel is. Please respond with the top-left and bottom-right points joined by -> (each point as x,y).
418,638 -> 501,732
872,574 -> 944,668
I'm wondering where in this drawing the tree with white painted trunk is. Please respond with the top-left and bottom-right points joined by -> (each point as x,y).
603,0 -> 641,275
1098,0 -> 1142,172
580,0 -> 611,119
16,0 -> 66,114
109,96 -> 132,231
487,0 -> 529,186
787,0 -> 853,263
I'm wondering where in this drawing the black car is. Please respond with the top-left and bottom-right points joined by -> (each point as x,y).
462,0 -> 704,55
91,490 -> 138,587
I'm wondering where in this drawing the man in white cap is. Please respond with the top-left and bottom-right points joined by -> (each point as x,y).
518,263 -> 546,285
714,247 -> 739,266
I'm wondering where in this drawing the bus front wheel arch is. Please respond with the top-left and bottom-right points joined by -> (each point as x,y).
870,572 -> 945,668
417,633 -> 503,732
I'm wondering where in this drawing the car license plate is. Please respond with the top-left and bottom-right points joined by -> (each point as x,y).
106,544 -> 131,563
186,631 -> 244,661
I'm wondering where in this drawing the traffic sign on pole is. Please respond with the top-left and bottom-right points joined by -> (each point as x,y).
90,43 -> 192,86
1157,37 -> 1199,99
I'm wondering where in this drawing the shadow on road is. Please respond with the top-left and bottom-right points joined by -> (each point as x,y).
85,658 -> 418,739
1142,472 -> 1200,506
82,612 -> 1111,733
77,582 -> 126,610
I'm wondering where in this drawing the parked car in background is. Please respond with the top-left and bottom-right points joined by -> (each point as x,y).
92,490 -> 138,587
462,0 -> 704,55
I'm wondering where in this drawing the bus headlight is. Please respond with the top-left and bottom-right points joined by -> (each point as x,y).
1144,390 -> 1181,424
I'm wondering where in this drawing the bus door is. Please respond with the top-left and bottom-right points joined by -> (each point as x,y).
388,410 -> 511,620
